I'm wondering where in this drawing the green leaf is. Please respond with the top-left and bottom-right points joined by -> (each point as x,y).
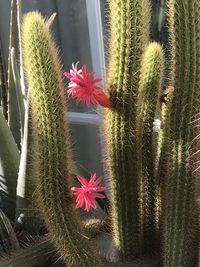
10,47 -> 25,142
15,98 -> 43,235
0,110 -> 20,221
0,209 -> 19,255
7,0 -> 21,150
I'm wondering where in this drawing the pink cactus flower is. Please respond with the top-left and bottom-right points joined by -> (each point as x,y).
64,62 -> 112,108
71,173 -> 106,212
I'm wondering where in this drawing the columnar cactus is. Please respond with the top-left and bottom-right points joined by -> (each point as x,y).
135,42 -> 164,252
163,0 -> 200,266
104,0 -> 152,260
22,12 -> 102,266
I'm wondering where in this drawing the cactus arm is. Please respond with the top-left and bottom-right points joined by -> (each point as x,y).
163,1 -> 200,266
22,12 -> 103,266
135,42 -> 164,252
104,0 -> 150,260
0,110 -> 20,221
7,0 -> 21,150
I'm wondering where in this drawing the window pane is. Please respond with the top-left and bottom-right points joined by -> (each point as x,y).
70,124 -> 104,177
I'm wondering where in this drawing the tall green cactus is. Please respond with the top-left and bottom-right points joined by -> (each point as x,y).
22,12 -> 102,266
163,0 -> 200,266
104,0 -> 151,260
135,42 -> 164,252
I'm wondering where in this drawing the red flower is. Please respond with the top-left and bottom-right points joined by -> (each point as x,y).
71,173 -> 106,212
64,62 -> 112,108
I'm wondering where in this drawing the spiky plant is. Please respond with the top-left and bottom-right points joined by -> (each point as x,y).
22,12 -> 103,267
162,0 -> 200,266
104,0 -> 151,260
135,42 -> 164,252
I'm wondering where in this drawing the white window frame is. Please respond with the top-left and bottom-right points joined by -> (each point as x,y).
67,0 -> 105,126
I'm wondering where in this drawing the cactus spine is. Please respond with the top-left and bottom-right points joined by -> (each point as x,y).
22,12 -> 102,266
105,0 -> 150,260
163,0 -> 200,266
136,42 -> 164,252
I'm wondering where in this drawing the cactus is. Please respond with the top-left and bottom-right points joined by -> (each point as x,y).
22,12 -> 102,266
135,42 -> 164,252
0,4 -> 58,266
104,0 -> 151,260
162,0 -> 200,266
0,1 -> 199,266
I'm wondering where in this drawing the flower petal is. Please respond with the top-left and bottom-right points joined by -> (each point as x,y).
76,176 -> 88,186
92,175 -> 103,186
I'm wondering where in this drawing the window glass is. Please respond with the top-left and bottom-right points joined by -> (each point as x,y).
70,124 -> 104,176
